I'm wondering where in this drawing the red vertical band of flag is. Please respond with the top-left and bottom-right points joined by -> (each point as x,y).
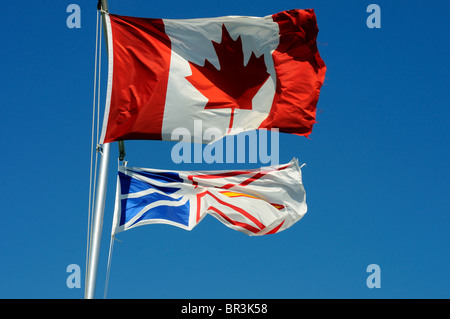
260,9 -> 326,135
107,15 -> 171,142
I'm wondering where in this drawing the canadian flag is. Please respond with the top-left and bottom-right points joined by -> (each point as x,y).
100,10 -> 326,144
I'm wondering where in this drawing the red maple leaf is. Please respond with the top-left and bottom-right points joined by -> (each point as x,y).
186,24 -> 270,131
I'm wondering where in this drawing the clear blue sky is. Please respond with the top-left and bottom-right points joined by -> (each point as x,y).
0,0 -> 449,299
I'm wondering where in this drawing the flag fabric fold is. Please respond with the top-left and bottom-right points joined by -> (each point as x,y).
100,9 -> 326,144
112,159 -> 307,236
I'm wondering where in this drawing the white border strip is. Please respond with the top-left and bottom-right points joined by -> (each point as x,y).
99,13 -> 114,144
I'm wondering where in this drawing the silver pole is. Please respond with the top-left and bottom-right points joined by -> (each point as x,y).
85,0 -> 110,299
85,143 -> 110,299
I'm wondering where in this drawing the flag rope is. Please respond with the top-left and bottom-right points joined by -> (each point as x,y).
103,233 -> 115,299
103,158 -> 123,298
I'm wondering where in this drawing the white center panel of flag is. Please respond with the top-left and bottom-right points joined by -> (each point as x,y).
161,16 -> 280,143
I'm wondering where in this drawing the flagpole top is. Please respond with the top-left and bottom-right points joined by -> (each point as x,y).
97,0 -> 108,12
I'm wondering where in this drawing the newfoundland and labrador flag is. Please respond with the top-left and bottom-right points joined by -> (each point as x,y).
100,10 -> 326,144
112,159 -> 306,236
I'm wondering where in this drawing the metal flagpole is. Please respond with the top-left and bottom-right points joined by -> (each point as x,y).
85,143 -> 110,299
85,0 -> 110,299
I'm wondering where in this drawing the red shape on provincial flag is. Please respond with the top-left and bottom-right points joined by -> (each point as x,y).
99,9 -> 326,144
